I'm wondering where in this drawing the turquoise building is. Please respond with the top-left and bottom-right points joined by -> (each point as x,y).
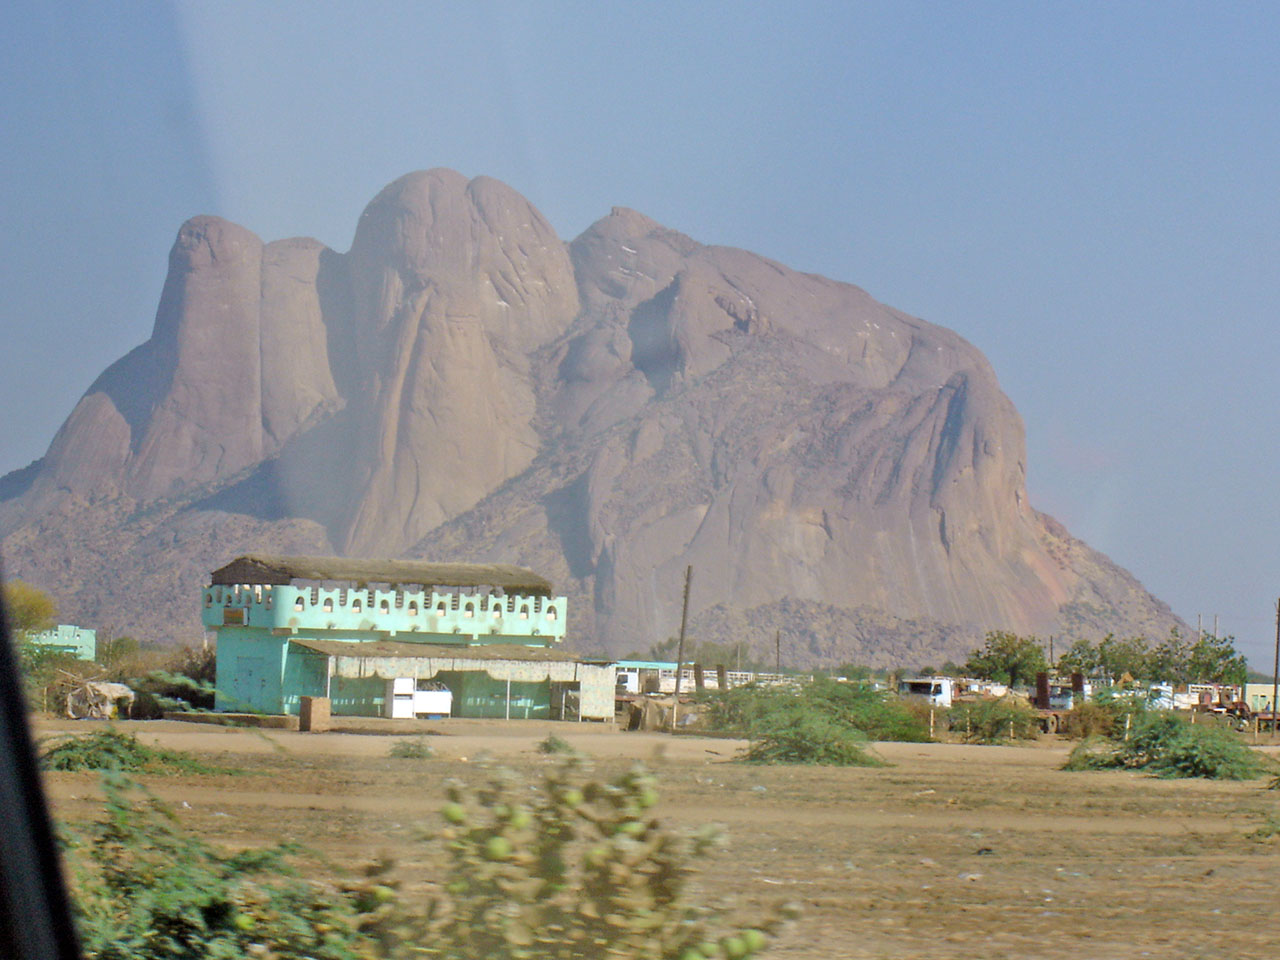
26,624 -> 96,661
204,554 -> 615,721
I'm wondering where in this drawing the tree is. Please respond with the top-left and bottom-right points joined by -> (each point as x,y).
1148,629 -> 1192,683
2,580 -> 57,637
97,635 -> 139,667
1056,639 -> 1100,677
1187,633 -> 1248,686
964,631 -> 1048,688
1096,634 -> 1151,682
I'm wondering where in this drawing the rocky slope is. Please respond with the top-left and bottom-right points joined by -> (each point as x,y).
0,170 -> 1183,666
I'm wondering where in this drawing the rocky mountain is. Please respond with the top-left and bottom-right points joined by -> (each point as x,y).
0,169 -> 1183,668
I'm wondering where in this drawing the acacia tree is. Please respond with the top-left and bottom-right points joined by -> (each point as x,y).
1187,633 -> 1248,686
3,580 -> 57,637
964,631 -> 1048,688
1096,634 -> 1151,682
1056,639 -> 1100,677
1148,629 -> 1192,683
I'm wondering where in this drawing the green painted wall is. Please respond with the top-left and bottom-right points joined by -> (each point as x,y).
213,628 -> 289,714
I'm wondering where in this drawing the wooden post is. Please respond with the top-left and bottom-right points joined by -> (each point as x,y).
505,677 -> 511,721
775,630 -> 781,673
929,707 -> 935,740
1271,599 -> 1280,741
671,565 -> 693,731
1125,713 -> 1132,740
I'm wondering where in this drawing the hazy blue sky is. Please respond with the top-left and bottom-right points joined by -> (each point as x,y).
2,2 -> 1277,662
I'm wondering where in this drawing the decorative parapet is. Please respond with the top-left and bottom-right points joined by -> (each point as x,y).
201,582 -> 565,643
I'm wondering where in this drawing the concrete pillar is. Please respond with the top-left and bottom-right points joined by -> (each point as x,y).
299,696 -> 330,733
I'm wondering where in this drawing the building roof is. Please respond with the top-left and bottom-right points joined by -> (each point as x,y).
289,637 -> 611,665
209,554 -> 553,595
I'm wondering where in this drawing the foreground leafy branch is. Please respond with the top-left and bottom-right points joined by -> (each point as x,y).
406,758 -> 795,958
62,759 -> 794,959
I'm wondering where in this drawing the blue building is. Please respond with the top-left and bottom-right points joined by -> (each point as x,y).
26,624 -> 96,661
204,554 -> 614,720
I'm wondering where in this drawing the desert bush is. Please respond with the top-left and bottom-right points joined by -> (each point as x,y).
806,678 -> 929,742
407,758 -> 795,958
67,775 -> 377,960
1063,713 -> 1269,780
64,759 -> 791,959
537,733 -> 577,755
1059,689 -> 1150,740
1060,700 -> 1123,739
41,729 -> 228,776
388,738 -> 433,759
948,698 -> 1041,744
740,709 -> 886,766
126,646 -> 218,718
705,678 -> 927,745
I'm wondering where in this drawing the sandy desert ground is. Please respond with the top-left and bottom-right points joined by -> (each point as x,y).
35,717 -> 1280,960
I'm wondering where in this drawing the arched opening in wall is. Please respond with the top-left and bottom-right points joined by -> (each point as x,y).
204,593 -> 212,609
520,605 -> 529,620
380,599 -> 390,614
352,599 -> 362,613
547,607 -> 557,621
294,596 -> 305,612
323,599 -> 334,613
464,603 -> 474,618
436,602 -> 447,616
408,601 -> 418,615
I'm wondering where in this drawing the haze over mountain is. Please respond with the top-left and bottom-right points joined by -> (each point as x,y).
0,169 -> 1182,667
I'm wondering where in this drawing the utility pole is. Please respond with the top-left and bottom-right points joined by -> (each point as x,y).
1213,614 -> 1218,639
1271,599 -> 1279,741
775,630 -> 781,673
671,566 -> 693,731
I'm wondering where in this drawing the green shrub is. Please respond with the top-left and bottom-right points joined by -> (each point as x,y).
409,758 -> 796,958
740,709 -> 886,766
948,698 -> 1041,744
126,647 -> 219,718
63,761 -> 792,959
41,730 -> 227,776
705,678 -> 927,745
806,678 -> 929,742
1063,713 -> 1269,780
388,738 -> 433,759
67,775 -> 377,960
537,733 -> 577,755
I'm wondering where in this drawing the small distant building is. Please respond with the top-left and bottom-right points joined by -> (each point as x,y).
203,554 -> 614,721
26,624 -> 96,661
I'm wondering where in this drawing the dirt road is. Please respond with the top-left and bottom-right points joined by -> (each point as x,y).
37,719 -> 1280,959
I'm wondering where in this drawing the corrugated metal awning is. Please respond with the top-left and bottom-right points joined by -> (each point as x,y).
288,637 -> 613,665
